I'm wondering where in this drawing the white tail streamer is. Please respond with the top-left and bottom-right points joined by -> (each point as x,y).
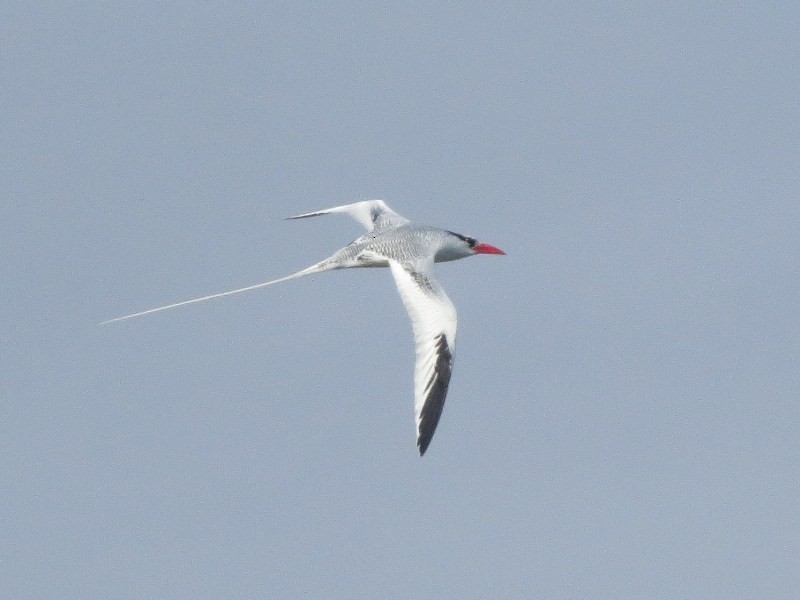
100,262 -> 328,325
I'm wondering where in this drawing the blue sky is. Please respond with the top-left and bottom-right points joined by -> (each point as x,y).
3,3 -> 799,598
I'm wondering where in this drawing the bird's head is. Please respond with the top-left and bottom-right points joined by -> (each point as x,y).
438,231 -> 506,262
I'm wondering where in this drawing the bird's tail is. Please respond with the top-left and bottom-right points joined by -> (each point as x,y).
100,260 -> 335,325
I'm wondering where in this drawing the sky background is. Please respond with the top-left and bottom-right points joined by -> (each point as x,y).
3,3 -> 799,598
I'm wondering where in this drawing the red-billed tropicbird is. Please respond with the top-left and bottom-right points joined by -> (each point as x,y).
102,200 -> 505,455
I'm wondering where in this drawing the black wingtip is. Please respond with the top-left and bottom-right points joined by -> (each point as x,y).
415,334 -> 453,458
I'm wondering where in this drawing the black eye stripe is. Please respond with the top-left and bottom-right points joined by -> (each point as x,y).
446,231 -> 477,247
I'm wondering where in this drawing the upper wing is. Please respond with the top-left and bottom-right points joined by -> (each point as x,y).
286,199 -> 410,232
388,258 -> 457,455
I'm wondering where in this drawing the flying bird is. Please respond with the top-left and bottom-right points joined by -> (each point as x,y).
102,200 -> 506,455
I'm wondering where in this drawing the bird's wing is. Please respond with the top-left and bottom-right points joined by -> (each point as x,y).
286,199 -> 410,232
388,257 -> 457,455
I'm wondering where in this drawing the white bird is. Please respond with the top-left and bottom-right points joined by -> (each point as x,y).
103,200 -> 506,455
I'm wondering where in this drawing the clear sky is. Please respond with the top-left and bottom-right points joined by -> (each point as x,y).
3,3 -> 799,598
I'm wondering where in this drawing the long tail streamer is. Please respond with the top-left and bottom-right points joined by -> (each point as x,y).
100,263 -> 327,325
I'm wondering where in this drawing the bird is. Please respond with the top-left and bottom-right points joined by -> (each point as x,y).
102,200 -> 506,455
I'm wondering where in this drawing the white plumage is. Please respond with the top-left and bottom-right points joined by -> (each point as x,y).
103,200 -> 505,455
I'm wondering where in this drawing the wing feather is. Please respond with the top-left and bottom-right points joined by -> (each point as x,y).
388,259 -> 457,455
286,200 -> 409,232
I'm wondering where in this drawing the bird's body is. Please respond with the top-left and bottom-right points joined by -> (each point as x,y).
103,200 -> 505,455
301,225 -> 484,270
